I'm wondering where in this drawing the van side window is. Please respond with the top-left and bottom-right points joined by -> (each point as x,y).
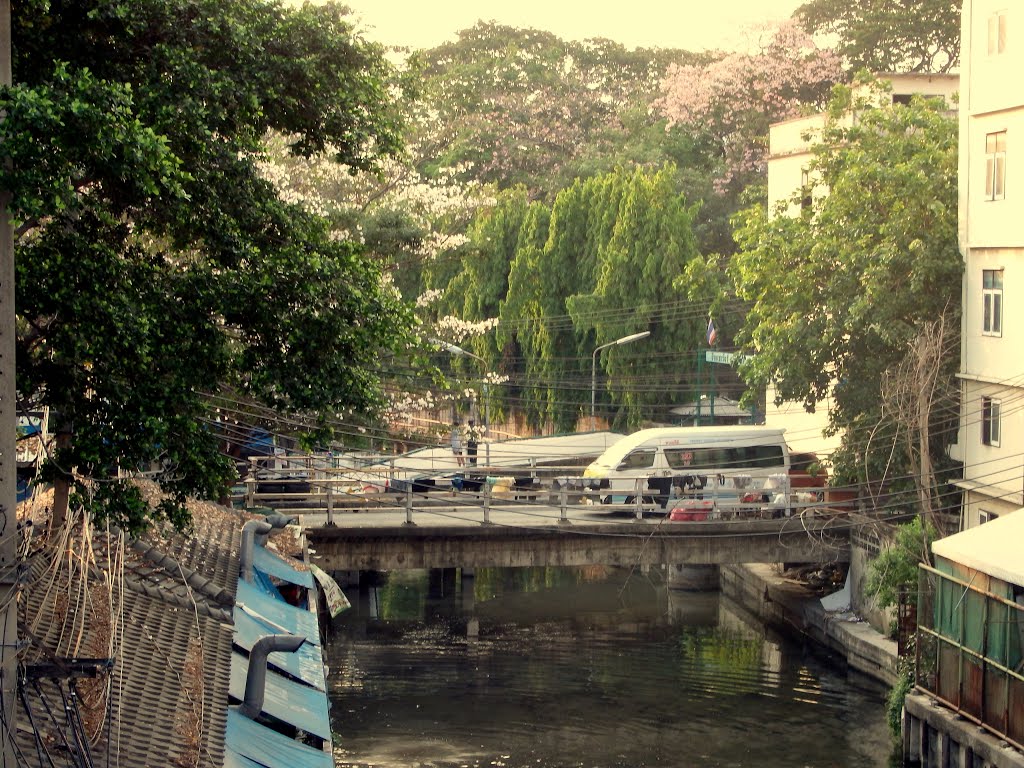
618,449 -> 656,470
665,449 -> 693,469
741,444 -> 786,468
665,445 -> 785,470
749,445 -> 785,468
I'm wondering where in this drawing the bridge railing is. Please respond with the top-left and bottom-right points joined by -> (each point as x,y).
229,464 -> 857,526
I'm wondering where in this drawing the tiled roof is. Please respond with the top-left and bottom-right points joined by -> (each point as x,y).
16,485 -> 249,767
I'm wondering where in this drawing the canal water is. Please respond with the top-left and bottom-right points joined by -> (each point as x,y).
325,566 -> 899,768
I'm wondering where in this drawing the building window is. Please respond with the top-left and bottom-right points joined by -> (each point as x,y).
981,396 -> 1001,447
986,132 -> 1007,200
988,11 -> 1007,56
983,269 -> 1003,335
800,168 -> 812,211
979,509 -> 998,524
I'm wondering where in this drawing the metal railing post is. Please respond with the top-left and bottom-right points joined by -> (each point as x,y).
245,475 -> 256,509
634,478 -> 644,521
326,478 -> 335,526
559,484 -> 569,525
403,486 -> 415,526
482,484 -> 492,525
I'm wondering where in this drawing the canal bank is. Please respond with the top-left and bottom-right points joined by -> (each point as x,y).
722,563 -> 1024,768
721,563 -> 900,687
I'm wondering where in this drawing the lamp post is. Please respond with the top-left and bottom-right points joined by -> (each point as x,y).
590,331 -> 651,431
438,341 -> 489,431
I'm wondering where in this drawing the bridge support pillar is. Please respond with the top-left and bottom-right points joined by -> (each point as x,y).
460,568 -> 476,612
428,568 -> 458,600
667,564 -> 720,591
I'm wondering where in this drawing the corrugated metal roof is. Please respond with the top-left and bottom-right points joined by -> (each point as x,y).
229,652 -> 332,741
254,543 -> 315,588
225,709 -> 333,768
236,578 -> 321,645
932,508 -> 1024,585
234,608 -> 326,690
224,752 -> 270,768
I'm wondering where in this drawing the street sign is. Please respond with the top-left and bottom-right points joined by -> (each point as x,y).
704,352 -> 745,366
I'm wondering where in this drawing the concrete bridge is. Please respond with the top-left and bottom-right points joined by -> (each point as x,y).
304,505 -> 850,572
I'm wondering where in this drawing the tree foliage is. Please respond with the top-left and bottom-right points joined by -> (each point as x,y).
414,22 -> 707,198
865,516 -> 936,610
730,80 -> 961,484
796,0 -> 961,74
7,0 -> 417,530
657,21 -> 843,193
496,167 -> 703,432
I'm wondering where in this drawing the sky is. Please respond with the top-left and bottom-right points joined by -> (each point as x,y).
340,0 -> 808,53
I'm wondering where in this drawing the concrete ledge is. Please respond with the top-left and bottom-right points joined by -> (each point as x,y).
721,563 -> 899,687
904,692 -> 1024,768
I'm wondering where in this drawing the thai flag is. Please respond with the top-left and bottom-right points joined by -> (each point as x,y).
706,318 -> 718,346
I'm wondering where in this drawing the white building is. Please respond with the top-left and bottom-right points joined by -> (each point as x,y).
954,1 -> 1024,527
768,73 -> 959,215
764,73 -> 958,462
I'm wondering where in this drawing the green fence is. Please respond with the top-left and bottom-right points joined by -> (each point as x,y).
916,563 -> 1024,751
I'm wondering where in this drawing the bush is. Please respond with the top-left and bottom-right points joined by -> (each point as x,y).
865,516 -> 936,610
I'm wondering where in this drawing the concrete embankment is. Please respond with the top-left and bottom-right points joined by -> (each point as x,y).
721,565 -> 1024,767
721,563 -> 900,687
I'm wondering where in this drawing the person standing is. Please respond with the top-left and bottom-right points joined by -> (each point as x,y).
450,421 -> 464,467
465,419 -> 480,466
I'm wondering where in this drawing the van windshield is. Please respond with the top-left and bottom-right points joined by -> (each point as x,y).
617,449 -> 656,470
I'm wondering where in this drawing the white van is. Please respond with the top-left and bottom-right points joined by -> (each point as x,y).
583,426 -> 790,508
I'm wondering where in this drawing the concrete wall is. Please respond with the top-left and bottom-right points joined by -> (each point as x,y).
721,563 -> 899,686
849,520 -> 897,636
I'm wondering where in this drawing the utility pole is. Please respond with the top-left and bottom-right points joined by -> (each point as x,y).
0,1 -> 18,762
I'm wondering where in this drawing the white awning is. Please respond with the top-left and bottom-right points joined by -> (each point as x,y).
932,508 -> 1024,586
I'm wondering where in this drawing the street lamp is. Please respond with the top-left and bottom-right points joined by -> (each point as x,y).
437,341 -> 489,431
590,331 -> 651,431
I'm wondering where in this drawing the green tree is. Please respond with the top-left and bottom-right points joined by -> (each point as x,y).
568,167 -> 702,429
415,22 -> 705,199
6,0 -> 416,531
796,0 -> 961,73
730,80 -> 961,485
498,167 -> 703,432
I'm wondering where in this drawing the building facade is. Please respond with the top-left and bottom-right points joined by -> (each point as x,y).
764,73 -> 958,461
955,0 -> 1024,527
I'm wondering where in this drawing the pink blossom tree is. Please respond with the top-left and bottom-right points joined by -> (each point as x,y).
657,21 -> 843,192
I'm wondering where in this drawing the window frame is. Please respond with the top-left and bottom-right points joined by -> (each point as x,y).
800,168 -> 812,211
981,396 -> 1001,447
985,131 -> 1007,201
988,10 -> 1008,56
982,268 -> 1004,336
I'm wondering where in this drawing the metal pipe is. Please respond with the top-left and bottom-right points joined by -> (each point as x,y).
237,634 -> 306,720
256,514 -> 295,546
239,520 -> 273,583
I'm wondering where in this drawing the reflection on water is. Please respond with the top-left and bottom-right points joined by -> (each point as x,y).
326,566 -> 898,768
